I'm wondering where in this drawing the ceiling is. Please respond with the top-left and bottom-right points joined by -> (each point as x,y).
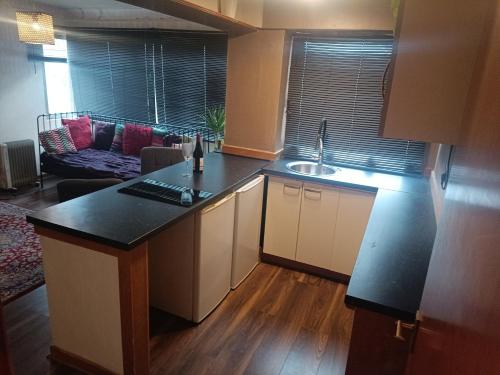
33,0 -> 150,11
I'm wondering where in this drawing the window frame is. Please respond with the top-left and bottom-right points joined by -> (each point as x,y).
283,34 -> 428,176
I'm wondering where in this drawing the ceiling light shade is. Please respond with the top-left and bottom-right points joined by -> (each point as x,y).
16,12 -> 55,45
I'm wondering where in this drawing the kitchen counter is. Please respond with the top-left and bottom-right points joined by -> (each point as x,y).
262,158 -> 430,195
27,153 -> 269,250
31,154 -> 436,373
29,154 -> 436,321
262,159 -> 437,321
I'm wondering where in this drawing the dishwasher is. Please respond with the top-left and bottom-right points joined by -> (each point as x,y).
231,175 -> 265,289
193,192 -> 236,323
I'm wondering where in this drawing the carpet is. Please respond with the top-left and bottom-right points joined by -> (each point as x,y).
0,202 -> 44,304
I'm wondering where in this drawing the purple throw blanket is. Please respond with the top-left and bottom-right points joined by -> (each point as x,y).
41,148 -> 141,180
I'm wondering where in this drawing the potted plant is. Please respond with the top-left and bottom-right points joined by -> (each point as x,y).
201,106 -> 225,151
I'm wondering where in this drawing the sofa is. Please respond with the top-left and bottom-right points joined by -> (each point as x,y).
38,114 -> 190,182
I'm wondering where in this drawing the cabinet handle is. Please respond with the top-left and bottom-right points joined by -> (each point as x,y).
304,188 -> 322,201
394,320 -> 418,349
283,184 -> 300,196
382,60 -> 392,99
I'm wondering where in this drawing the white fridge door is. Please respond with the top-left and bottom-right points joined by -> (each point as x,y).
193,193 -> 236,323
231,175 -> 265,289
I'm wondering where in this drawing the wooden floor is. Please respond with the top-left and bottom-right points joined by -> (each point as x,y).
2,179 -> 354,374
4,264 -> 354,375
0,176 -> 60,211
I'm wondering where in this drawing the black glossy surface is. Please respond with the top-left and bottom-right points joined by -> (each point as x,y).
345,189 -> 436,321
27,153 -> 269,250
263,159 -> 437,321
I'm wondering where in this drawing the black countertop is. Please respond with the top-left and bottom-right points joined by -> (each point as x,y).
262,159 -> 430,195
27,153 -> 269,250
262,160 -> 437,321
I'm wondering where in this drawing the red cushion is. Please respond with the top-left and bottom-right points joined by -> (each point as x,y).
62,116 -> 92,150
122,124 -> 153,156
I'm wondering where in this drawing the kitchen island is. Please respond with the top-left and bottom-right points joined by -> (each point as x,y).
27,153 -> 269,375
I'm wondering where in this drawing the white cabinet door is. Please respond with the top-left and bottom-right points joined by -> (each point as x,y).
263,176 -> 302,260
331,188 -> 375,275
232,176 -> 264,289
194,193 -> 236,323
295,183 -> 340,269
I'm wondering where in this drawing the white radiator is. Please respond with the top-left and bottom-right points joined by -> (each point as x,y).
0,140 -> 37,189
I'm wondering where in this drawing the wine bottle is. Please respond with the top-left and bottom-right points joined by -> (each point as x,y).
193,133 -> 204,174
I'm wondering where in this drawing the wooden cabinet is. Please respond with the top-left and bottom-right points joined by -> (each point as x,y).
264,176 -> 375,277
380,0 -> 490,144
296,183 -> 339,269
346,308 -> 414,375
331,189 -> 375,275
263,176 -> 302,260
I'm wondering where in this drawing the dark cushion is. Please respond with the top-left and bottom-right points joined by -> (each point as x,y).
152,127 -> 168,147
93,121 -> 116,150
110,123 -> 125,153
122,124 -> 153,156
57,178 -> 123,203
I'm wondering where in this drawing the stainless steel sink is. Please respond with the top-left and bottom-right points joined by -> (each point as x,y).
286,161 -> 339,176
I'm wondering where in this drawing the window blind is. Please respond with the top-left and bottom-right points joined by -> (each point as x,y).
284,37 -> 427,175
66,30 -> 227,125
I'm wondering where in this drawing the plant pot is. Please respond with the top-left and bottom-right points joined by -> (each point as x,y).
215,139 -> 224,151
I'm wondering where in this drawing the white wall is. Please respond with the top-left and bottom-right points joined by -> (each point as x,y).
0,0 -> 48,170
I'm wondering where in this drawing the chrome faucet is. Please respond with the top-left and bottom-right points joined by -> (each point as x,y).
315,118 -> 327,165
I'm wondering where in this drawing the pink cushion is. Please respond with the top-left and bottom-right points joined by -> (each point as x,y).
122,124 -> 153,156
39,127 -> 77,154
62,115 -> 92,150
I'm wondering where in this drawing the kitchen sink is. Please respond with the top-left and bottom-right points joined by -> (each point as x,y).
286,161 -> 339,176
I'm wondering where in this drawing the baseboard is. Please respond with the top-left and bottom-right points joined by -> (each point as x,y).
222,144 -> 282,160
261,253 -> 350,284
48,345 -> 117,375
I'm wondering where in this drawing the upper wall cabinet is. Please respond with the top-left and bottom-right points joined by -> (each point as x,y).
380,0 -> 491,144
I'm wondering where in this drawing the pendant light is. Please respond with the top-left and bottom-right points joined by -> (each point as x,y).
16,11 -> 55,45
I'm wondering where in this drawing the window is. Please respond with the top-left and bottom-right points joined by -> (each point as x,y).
66,30 -> 227,124
284,37 -> 427,175
42,38 -> 75,113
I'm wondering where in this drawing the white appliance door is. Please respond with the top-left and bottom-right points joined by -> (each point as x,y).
232,175 -> 265,289
193,193 -> 235,323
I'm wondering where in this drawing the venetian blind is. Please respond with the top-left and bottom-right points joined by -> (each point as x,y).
151,32 -> 227,126
284,36 -> 427,175
66,29 -> 227,125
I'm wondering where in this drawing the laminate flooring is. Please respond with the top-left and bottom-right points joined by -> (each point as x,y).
2,176 -> 354,374
4,264 -> 354,375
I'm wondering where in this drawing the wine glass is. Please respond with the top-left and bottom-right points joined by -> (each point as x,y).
181,141 -> 194,177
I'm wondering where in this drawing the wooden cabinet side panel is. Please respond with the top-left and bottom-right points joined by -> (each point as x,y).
263,177 -> 302,260
346,309 -> 411,375
41,236 -> 124,374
